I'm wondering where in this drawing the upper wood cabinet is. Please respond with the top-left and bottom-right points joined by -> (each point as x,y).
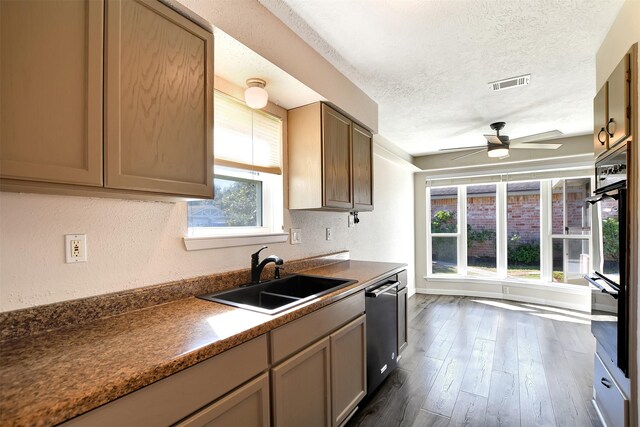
594,45 -> 635,158
288,102 -> 373,212
352,123 -> 374,210
0,0 -> 104,186
593,82 -> 609,157
105,0 -> 213,197
607,52 -> 631,149
1,0 -> 214,200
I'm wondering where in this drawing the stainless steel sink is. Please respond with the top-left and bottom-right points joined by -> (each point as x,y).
198,274 -> 356,315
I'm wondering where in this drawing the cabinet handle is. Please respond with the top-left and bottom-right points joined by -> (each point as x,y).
606,118 -> 616,137
597,128 -> 607,145
600,377 -> 612,389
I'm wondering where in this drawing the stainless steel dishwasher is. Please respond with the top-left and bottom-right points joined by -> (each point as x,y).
365,277 -> 399,396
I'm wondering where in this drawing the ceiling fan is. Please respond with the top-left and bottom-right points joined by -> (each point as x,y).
447,122 -> 563,160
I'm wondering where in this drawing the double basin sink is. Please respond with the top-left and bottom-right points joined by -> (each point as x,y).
198,274 -> 356,315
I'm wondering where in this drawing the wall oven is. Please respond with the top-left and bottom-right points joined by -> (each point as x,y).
585,142 -> 629,376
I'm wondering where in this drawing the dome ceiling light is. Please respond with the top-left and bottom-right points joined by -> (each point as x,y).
244,78 -> 268,109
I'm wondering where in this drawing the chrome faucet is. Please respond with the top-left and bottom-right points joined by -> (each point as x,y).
250,246 -> 284,284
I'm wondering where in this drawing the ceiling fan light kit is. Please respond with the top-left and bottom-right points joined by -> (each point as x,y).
445,121 -> 564,161
487,145 -> 509,158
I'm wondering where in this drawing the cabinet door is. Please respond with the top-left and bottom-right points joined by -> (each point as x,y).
272,337 -> 331,427
322,105 -> 353,209
0,0 -> 103,186
593,82 -> 609,157
176,373 -> 270,427
105,0 -> 214,198
397,287 -> 408,355
607,53 -> 631,149
352,124 -> 373,211
330,315 -> 366,427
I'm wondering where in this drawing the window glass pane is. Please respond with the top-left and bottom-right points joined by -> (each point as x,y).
432,236 -> 457,274
467,184 -> 497,276
601,198 -> 620,282
507,181 -> 540,280
553,238 -> 590,284
566,178 -> 591,234
552,178 -> 591,235
188,174 -> 262,228
431,187 -> 457,233
551,180 -> 564,235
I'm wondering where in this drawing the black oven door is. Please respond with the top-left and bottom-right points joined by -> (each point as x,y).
586,274 -> 619,365
585,186 -> 628,376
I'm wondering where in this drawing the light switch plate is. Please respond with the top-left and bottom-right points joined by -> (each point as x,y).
326,228 -> 332,241
290,228 -> 301,245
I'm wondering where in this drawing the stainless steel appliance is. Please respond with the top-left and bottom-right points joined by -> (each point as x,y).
365,278 -> 399,396
586,142 -> 629,376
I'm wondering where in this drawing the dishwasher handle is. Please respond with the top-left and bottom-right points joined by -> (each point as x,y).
366,281 -> 399,298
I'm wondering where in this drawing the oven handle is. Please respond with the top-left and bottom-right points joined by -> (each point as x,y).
584,275 -> 619,299
586,191 -> 619,204
366,281 -> 399,298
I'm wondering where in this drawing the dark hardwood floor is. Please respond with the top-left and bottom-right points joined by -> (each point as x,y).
347,295 -> 601,427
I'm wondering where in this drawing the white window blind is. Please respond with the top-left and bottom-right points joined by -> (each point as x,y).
214,91 -> 282,175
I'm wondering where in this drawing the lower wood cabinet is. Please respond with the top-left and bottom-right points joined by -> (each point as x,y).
272,314 -> 367,427
272,337 -> 332,427
176,373 -> 270,427
330,315 -> 366,426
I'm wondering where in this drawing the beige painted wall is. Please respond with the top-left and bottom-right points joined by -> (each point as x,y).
595,0 -> 640,424
0,144 -> 415,312
174,0 -> 378,133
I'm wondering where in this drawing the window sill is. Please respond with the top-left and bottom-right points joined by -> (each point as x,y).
424,274 -> 589,293
184,232 -> 289,251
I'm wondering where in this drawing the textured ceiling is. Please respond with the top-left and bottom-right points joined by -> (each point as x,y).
259,0 -> 624,156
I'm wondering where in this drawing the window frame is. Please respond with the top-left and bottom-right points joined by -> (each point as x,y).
184,91 -> 286,250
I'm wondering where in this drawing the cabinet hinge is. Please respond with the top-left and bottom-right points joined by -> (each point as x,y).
625,70 -> 631,82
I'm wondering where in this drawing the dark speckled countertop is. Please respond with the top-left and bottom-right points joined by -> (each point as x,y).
0,260 -> 406,426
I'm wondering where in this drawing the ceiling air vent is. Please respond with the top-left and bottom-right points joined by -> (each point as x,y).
488,74 -> 530,91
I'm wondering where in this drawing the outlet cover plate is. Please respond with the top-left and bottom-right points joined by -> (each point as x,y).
65,234 -> 87,263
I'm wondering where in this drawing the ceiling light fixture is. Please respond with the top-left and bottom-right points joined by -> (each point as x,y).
244,78 -> 268,109
487,145 -> 509,158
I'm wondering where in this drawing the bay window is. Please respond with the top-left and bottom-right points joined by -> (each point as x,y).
426,175 -> 593,286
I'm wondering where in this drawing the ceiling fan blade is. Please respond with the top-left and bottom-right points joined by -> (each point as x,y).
484,134 -> 504,145
435,144 -> 486,153
510,142 -> 562,150
452,148 -> 485,161
510,130 -> 563,144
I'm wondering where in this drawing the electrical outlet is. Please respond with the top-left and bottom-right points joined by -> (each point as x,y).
326,228 -> 332,241
290,228 -> 301,245
65,234 -> 87,263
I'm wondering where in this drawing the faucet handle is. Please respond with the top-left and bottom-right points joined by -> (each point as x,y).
274,265 -> 284,279
251,246 -> 268,263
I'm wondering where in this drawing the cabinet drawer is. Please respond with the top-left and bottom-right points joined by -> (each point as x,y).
271,291 -> 365,363
64,335 -> 268,426
594,353 -> 628,427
